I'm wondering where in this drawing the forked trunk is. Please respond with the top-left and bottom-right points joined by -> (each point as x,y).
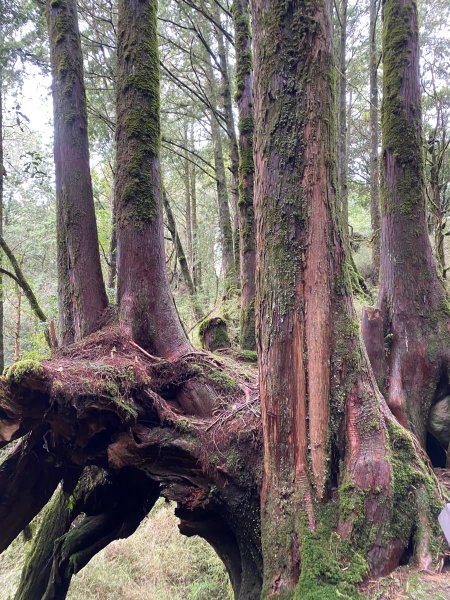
252,0 -> 442,596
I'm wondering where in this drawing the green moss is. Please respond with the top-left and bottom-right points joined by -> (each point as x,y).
116,0 -> 161,229
235,349 -> 258,363
381,0 -> 424,216
294,506 -> 367,600
198,316 -> 231,350
5,359 -> 44,384
384,420 -> 443,558
207,369 -> 238,392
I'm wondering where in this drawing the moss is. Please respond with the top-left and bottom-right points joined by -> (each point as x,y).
116,0 -> 161,229
5,359 -> 44,384
198,316 -> 231,350
294,506 -> 367,600
207,369 -> 239,392
235,349 -> 258,363
381,0 -> 424,217
384,420 -> 442,558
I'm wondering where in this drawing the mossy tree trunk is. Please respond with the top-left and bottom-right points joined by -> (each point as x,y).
232,0 -> 256,351
183,123 -> 194,271
369,0 -> 381,280
115,0 -> 190,356
206,55 -> 237,292
190,139 -> 202,290
212,3 -> 241,267
338,0 -> 349,235
252,0 -> 442,597
46,0 -> 108,344
363,0 -> 450,445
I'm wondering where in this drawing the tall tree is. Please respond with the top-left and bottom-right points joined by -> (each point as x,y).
46,0 -> 108,343
115,0 -> 190,356
233,0 -> 256,350
338,0 -> 349,234
363,0 -> 450,445
370,0 -> 381,278
252,0 -> 441,596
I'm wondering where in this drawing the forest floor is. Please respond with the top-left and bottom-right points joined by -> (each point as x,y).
364,566 -> 450,599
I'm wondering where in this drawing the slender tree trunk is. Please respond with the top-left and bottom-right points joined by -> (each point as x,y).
205,54 -> 236,290
190,133 -> 201,290
108,185 -> 117,290
339,0 -> 349,235
212,7 -> 240,267
163,189 -> 203,321
232,0 -> 256,350
183,124 -> 193,271
14,284 -> 22,361
115,0 -> 190,356
363,0 -> 450,444
370,0 -> 381,279
429,136 -> 446,278
46,0 -> 108,344
252,0 -> 441,596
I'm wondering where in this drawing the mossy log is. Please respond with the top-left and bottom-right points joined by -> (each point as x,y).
199,316 -> 231,351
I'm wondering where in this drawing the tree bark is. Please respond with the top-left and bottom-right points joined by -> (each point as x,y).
206,58 -> 236,290
190,132 -> 202,290
212,5 -> 240,267
252,0 -> 441,596
108,185 -> 117,290
46,0 -> 108,344
370,0 -> 381,279
339,0 -> 349,235
365,0 -> 450,444
183,124 -> 194,271
163,189 -> 203,321
232,0 -> 256,351
115,0 -> 190,356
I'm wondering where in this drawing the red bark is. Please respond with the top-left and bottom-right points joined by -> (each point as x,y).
46,0 -> 108,343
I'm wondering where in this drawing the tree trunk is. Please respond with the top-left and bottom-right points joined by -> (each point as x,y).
14,487 -> 74,600
108,185 -> 117,290
233,0 -> 256,351
115,0 -> 190,356
190,132 -> 202,290
212,6 -> 240,267
252,0 -> 441,596
14,283 -> 22,361
183,124 -> 194,271
370,0 -> 381,280
163,189 -> 203,321
339,0 -> 349,235
363,0 -> 450,444
46,0 -> 108,344
206,55 -> 236,290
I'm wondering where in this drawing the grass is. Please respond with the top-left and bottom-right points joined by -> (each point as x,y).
0,499 -> 232,600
